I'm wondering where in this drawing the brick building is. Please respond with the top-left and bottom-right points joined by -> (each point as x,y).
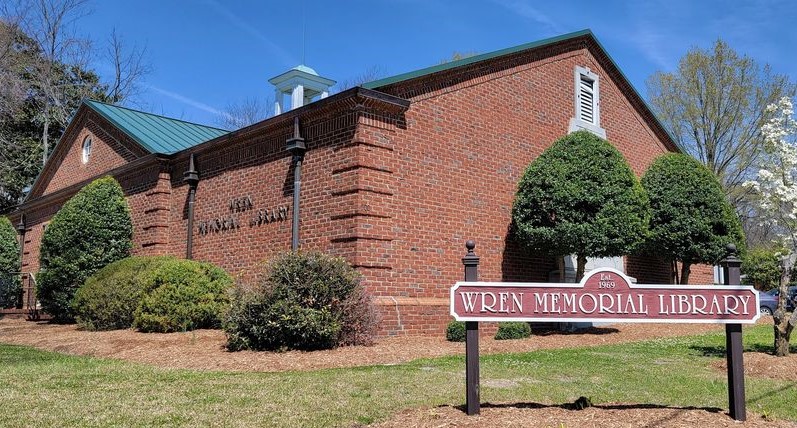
8,30 -> 712,334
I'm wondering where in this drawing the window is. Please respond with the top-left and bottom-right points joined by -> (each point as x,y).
568,66 -> 606,138
81,136 -> 92,164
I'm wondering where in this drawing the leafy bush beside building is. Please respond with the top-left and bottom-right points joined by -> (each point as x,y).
494,322 -> 532,340
73,256 -> 232,332
0,217 -> 21,308
224,251 -> 379,351
37,176 -> 133,322
133,258 -> 233,333
72,256 -> 171,330
641,153 -> 745,284
511,130 -> 649,280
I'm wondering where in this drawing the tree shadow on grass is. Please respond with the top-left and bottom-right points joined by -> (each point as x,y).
454,401 -> 722,412
532,326 -> 621,337
690,343 -> 797,357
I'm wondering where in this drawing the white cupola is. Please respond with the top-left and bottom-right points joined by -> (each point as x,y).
269,65 -> 335,115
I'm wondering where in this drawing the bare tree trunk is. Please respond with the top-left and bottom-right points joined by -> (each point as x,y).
773,320 -> 793,357
672,260 -> 680,284
42,117 -> 49,166
556,257 -> 565,282
772,262 -> 795,356
680,262 -> 692,285
576,254 -> 586,282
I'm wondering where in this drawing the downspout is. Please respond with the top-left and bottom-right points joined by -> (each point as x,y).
16,215 -> 25,309
16,214 -> 25,269
184,154 -> 200,259
286,117 -> 306,251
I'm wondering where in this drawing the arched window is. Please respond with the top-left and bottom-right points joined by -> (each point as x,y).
81,136 -> 92,164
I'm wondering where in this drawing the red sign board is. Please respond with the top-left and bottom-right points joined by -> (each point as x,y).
450,268 -> 760,324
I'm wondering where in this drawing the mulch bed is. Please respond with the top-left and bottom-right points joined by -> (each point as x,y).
1,317 -> 795,427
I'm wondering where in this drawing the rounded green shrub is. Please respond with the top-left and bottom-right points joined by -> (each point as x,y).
494,322 -> 532,340
133,258 -> 233,333
0,217 -> 21,308
445,320 -> 466,342
512,130 -> 649,279
224,251 -> 379,352
72,256 -> 173,331
642,153 -> 745,284
37,176 -> 132,322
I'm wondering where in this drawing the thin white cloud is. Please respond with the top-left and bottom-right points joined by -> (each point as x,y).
490,0 -> 565,35
202,0 -> 297,67
628,27 -> 674,71
144,84 -> 234,122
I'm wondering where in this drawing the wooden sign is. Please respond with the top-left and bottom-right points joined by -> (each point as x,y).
451,268 -> 760,324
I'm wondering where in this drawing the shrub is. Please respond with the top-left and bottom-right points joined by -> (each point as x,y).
642,153 -> 745,284
0,217 -> 21,308
741,247 -> 791,290
512,130 -> 649,280
494,322 -> 532,340
37,176 -> 132,322
133,258 -> 233,333
445,320 -> 466,342
72,256 -> 173,331
224,251 -> 379,351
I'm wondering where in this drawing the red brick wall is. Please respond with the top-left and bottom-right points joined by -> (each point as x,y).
352,46 -> 696,334
364,48 -> 672,296
41,116 -> 143,196
18,168 -> 166,270
118,163 -> 173,256
168,111 -> 365,278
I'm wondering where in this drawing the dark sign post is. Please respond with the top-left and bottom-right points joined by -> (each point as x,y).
462,241 -> 480,416
722,245 -> 745,421
454,242 -> 757,420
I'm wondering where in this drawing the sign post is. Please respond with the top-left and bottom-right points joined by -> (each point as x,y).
722,245 -> 746,421
462,241 -> 480,416
453,242 -> 758,420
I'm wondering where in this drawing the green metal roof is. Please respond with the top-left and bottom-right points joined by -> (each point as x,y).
362,29 -> 593,89
84,99 -> 229,154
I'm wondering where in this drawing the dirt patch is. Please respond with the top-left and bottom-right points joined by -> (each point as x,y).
0,318 -> 726,372
368,404 -> 797,428
713,351 -> 797,382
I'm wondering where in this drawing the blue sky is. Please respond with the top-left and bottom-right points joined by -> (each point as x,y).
81,0 -> 796,128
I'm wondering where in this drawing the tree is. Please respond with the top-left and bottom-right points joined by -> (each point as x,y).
641,153 -> 745,284
0,216 -> 21,308
0,2 -> 150,213
335,65 -> 386,92
217,96 -> 272,130
647,40 -> 795,210
511,130 -> 650,280
37,176 -> 132,322
742,247 -> 786,291
743,96 -> 797,356
106,28 -> 150,104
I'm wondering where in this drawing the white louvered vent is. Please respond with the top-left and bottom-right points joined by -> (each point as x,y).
568,65 -> 605,138
579,75 -> 595,124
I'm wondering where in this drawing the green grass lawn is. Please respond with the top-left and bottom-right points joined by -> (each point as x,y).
0,324 -> 794,427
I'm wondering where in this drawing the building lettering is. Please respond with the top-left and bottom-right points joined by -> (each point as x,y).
197,196 -> 289,236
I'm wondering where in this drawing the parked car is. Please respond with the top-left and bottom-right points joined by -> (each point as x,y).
759,286 -> 797,315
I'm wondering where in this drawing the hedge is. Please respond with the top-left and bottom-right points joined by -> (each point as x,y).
37,176 -> 132,322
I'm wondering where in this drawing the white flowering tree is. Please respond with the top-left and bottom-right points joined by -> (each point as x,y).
744,97 -> 797,356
